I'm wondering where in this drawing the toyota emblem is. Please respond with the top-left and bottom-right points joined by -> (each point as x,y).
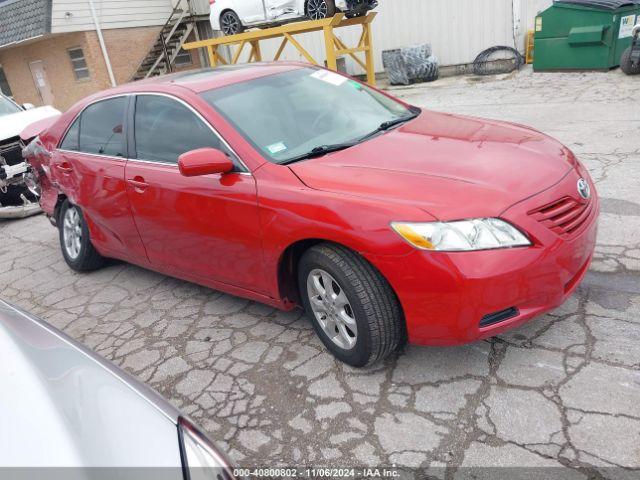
577,178 -> 591,200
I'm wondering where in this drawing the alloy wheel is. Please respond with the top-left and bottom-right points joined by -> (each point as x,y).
221,12 -> 241,35
63,206 -> 82,260
307,0 -> 329,20
306,268 -> 358,350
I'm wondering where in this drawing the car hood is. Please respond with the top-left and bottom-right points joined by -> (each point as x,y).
289,110 -> 575,220
0,300 -> 182,468
0,106 -> 61,141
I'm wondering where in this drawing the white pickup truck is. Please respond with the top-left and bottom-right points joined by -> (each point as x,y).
0,94 -> 60,219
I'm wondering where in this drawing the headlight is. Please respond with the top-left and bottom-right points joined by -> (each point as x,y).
391,218 -> 531,251
178,417 -> 237,480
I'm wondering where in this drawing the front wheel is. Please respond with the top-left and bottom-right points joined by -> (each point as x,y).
298,243 -> 404,367
59,200 -> 106,272
306,0 -> 336,20
620,46 -> 640,75
220,10 -> 244,36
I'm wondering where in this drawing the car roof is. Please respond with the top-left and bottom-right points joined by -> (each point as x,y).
118,62 -> 308,95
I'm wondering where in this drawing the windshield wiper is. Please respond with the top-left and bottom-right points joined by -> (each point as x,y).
358,111 -> 420,142
280,110 -> 420,166
279,142 -> 357,165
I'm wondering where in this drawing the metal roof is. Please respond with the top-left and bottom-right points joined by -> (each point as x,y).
554,0 -> 640,9
0,0 -> 52,48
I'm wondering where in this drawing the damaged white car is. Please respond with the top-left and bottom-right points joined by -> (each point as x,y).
211,0 -> 378,35
0,94 -> 60,219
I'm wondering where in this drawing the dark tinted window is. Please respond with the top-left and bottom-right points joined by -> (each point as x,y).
79,97 -> 126,157
134,95 -> 221,164
60,117 -> 80,150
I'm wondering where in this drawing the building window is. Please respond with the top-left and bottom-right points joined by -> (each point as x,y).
68,47 -> 90,80
0,66 -> 13,97
174,49 -> 192,67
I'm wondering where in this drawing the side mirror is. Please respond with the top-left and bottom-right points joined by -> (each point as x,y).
178,148 -> 234,177
22,103 -> 35,110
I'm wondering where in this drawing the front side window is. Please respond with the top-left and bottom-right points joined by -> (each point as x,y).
77,97 -> 126,157
201,67 -> 413,164
68,48 -> 90,81
134,95 -> 222,164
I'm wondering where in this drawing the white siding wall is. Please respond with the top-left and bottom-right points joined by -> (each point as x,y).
51,0 -> 177,33
523,0 -> 554,29
224,0 -> 555,74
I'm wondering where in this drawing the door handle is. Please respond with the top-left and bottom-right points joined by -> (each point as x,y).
127,176 -> 149,192
55,162 -> 73,174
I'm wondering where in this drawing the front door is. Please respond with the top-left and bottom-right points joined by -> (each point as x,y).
125,94 -> 265,292
28,60 -> 54,106
264,0 -> 300,20
53,96 -> 146,259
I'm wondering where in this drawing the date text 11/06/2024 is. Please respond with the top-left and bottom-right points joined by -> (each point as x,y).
233,468 -> 401,477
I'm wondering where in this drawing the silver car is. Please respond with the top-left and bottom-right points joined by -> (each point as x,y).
0,299 -> 236,480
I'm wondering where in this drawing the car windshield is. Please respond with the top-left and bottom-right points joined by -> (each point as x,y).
201,67 -> 415,164
0,95 -> 22,116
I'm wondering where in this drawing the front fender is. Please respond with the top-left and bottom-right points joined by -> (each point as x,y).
255,165 -> 434,299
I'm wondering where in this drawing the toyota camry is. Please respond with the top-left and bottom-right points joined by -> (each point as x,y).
24,63 -> 599,367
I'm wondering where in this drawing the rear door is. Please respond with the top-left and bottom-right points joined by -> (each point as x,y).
125,93 -> 265,291
234,0 -> 266,24
53,96 -> 146,260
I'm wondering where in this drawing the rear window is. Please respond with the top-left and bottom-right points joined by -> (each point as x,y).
79,97 -> 125,157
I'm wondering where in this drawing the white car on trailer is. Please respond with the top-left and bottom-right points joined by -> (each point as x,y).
210,0 -> 377,35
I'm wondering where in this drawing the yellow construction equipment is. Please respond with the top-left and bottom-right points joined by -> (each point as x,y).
182,12 -> 377,85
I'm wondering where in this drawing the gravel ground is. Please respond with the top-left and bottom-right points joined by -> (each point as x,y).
1,66 -> 639,477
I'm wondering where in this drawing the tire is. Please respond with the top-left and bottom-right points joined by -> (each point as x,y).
58,200 -> 106,272
306,0 -> 336,20
620,46 -> 640,75
298,243 -> 404,367
220,10 -> 244,36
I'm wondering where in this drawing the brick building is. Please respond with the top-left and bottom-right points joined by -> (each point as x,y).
0,0 -> 212,111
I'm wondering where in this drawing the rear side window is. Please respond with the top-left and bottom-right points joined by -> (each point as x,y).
60,97 -> 126,156
134,95 -> 221,164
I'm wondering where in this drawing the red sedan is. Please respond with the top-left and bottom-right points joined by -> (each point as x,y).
25,63 -> 598,367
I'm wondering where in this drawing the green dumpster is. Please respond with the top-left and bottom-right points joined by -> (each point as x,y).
534,0 -> 640,71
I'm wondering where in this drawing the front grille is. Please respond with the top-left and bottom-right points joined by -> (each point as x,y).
528,196 -> 593,238
0,139 -> 25,167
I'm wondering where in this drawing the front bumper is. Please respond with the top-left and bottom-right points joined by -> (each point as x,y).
366,169 -> 599,346
0,203 -> 41,219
